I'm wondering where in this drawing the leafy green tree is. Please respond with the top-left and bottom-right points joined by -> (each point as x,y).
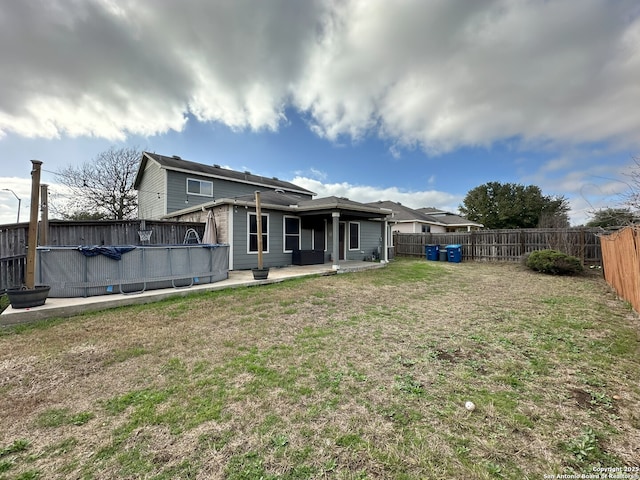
585,207 -> 636,228
459,181 -> 570,229
55,146 -> 140,220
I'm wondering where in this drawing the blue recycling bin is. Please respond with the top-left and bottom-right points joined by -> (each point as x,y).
446,244 -> 462,263
425,244 -> 440,261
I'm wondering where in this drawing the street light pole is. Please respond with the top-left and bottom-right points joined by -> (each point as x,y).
2,188 -> 21,223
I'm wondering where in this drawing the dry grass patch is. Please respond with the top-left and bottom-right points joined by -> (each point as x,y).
0,258 -> 639,479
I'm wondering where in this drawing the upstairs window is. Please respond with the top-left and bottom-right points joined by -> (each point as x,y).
187,178 -> 213,197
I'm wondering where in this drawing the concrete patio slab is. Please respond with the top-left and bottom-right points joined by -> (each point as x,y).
1,261 -> 386,326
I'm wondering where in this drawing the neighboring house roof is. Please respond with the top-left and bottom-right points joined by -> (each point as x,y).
134,152 -> 315,196
417,207 -> 448,215
367,200 -> 443,224
366,201 -> 484,228
415,207 -> 484,228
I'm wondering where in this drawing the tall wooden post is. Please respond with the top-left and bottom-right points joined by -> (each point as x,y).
26,160 -> 43,289
255,191 -> 263,269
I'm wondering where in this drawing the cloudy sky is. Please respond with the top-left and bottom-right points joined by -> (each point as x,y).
1,0 -> 638,226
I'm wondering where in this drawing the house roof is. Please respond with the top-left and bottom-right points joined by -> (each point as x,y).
134,152 -> 315,196
296,196 -> 390,216
163,193 -> 391,220
233,190 -> 309,207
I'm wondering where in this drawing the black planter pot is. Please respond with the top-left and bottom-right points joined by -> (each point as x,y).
252,267 -> 270,280
7,285 -> 51,309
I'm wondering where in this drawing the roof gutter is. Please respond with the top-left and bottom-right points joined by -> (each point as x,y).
162,197 -> 392,220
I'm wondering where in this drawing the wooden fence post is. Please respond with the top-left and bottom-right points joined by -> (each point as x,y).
471,231 -> 476,260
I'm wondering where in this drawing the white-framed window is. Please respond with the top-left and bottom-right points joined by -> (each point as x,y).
187,178 -> 213,197
248,212 -> 269,253
283,216 -> 301,252
348,222 -> 360,250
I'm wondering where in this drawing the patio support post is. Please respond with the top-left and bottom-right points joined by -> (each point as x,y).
332,211 -> 340,271
381,218 -> 388,263
255,191 -> 264,269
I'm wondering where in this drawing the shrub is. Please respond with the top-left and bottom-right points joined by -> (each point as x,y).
526,249 -> 584,275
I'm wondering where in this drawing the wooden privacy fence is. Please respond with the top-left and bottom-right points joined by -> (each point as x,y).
600,227 -> 640,312
394,228 -> 602,265
0,220 -> 206,292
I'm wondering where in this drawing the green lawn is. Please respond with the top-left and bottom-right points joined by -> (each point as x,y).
0,258 -> 638,479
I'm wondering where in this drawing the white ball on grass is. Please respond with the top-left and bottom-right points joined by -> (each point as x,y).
465,401 -> 476,411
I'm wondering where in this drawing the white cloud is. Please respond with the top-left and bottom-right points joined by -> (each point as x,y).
291,176 -> 462,213
522,156 -> 633,225
0,0 -> 638,155
295,0 -> 640,153
0,177 -> 76,225
0,178 -> 31,224
309,168 -> 328,181
540,157 -> 575,173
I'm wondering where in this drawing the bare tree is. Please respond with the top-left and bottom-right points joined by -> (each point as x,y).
621,155 -> 640,212
55,146 -> 140,220
586,207 -> 637,228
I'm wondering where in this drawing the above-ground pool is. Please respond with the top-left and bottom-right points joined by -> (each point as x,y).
36,244 -> 229,297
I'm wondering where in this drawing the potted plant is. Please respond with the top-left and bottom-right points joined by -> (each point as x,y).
252,191 -> 269,280
7,285 -> 51,309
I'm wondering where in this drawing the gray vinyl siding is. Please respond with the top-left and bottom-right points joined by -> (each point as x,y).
137,160 -> 166,219
166,171 -> 211,214
345,220 -> 383,261
231,208 -> 301,270
166,171 -> 312,215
